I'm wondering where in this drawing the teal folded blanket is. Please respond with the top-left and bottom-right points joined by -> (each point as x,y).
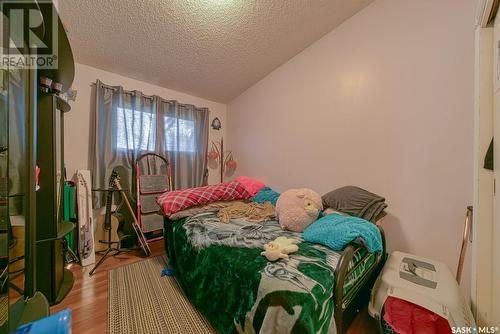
303,213 -> 382,252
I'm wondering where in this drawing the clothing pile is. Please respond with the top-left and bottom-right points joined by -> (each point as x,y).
218,201 -> 275,224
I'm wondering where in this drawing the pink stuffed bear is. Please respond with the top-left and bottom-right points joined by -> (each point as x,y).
275,188 -> 323,232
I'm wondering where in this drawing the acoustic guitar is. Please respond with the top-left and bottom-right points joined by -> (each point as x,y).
94,171 -> 122,252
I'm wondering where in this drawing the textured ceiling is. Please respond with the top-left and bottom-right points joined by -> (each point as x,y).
59,0 -> 374,103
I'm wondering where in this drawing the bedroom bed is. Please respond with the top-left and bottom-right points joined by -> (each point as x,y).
163,212 -> 386,334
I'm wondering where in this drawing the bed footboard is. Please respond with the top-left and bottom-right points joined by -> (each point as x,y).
333,226 -> 387,334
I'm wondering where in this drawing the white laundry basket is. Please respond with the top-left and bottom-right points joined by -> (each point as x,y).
368,251 -> 475,333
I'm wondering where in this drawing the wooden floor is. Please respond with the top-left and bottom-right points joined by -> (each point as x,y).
50,241 -> 165,334
46,240 -> 378,334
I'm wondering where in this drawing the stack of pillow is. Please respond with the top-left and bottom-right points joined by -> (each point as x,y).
321,185 -> 387,223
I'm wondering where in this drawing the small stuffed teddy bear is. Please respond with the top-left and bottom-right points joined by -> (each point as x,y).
276,188 -> 323,232
261,236 -> 299,261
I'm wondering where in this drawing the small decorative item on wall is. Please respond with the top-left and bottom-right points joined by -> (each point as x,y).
207,138 -> 237,183
66,88 -> 78,101
211,117 -> 222,130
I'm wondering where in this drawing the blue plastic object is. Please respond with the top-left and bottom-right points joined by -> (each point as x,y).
12,309 -> 72,334
161,267 -> 176,276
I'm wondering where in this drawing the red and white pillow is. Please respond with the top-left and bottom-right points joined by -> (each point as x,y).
157,180 -> 253,216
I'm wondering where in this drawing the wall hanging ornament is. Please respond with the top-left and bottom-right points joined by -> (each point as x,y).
211,117 -> 222,130
207,138 -> 237,183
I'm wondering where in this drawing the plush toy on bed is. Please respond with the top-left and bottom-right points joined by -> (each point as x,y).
276,188 -> 323,232
261,236 -> 299,261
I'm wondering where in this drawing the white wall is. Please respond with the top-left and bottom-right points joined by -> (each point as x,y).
228,0 -> 475,297
64,63 -> 227,185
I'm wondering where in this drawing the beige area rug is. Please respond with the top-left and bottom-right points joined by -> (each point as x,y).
108,256 -> 217,334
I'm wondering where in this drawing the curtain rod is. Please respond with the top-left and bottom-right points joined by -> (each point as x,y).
90,81 -> 210,111
90,81 -> 155,99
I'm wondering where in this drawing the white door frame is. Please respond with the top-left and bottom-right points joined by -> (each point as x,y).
472,0 -> 500,324
492,14 -> 500,325
472,25 -> 494,326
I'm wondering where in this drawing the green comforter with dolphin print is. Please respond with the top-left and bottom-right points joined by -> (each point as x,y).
165,212 -> 376,334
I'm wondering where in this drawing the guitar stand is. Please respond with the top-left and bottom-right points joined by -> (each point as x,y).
88,188 -> 131,276
89,244 -> 131,276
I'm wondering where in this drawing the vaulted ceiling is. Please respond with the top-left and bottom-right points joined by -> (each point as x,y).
59,0 -> 373,103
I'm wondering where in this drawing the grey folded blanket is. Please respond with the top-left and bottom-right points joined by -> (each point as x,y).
322,186 -> 387,222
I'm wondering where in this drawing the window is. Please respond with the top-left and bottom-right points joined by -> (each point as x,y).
115,107 -> 156,151
164,117 -> 195,153
115,108 -> 196,153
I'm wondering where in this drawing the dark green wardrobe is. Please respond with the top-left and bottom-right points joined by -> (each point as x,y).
34,0 -> 76,306
1,0 -> 76,331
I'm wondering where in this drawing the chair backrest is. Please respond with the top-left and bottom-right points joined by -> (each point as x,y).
136,153 -> 171,187
139,175 -> 169,194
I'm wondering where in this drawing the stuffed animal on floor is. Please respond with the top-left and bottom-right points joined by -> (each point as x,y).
275,188 -> 323,232
261,236 -> 299,261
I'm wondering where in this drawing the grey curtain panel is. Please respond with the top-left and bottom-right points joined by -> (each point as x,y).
90,80 -> 209,208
